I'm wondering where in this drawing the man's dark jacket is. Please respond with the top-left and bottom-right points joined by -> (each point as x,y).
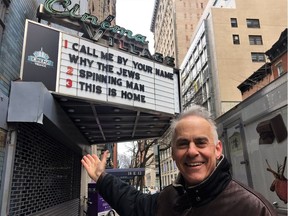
96,156 -> 277,216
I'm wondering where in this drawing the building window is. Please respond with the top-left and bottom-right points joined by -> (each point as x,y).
232,34 -> 240,44
276,62 -> 284,76
230,18 -> 238,27
249,35 -> 263,45
251,52 -> 265,62
246,19 -> 260,28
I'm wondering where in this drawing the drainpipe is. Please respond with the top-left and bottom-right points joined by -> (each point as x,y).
157,144 -> 162,191
0,125 -> 18,216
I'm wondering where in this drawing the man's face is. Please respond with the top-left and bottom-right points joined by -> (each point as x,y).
172,115 -> 222,186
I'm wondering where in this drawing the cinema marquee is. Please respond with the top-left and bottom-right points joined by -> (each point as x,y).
15,0 -> 181,144
21,20 -> 180,115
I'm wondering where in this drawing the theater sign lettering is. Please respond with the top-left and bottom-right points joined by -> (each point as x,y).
37,0 -> 175,67
59,33 -> 179,114
21,21 -> 180,115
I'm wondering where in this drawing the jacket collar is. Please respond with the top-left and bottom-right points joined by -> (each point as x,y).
172,155 -> 232,208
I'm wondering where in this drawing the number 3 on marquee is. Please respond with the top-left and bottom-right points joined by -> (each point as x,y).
66,79 -> 72,88
66,66 -> 73,88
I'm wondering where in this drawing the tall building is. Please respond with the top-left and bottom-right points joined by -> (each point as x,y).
159,147 -> 178,189
180,0 -> 287,117
151,0 -> 209,68
88,0 -> 116,25
144,147 -> 158,190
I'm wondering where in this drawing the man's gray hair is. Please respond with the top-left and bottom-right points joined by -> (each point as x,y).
170,104 -> 218,146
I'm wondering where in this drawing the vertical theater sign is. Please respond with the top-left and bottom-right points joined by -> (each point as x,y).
21,0 -> 180,116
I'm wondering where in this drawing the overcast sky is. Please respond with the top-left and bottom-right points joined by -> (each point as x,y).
116,0 -> 155,52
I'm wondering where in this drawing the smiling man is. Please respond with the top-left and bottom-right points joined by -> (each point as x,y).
171,114 -> 222,186
82,105 -> 277,216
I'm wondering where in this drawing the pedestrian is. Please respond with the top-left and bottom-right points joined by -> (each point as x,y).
81,104 -> 277,216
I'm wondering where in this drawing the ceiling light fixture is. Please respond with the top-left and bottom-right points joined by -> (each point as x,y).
60,98 -> 68,102
113,108 -> 120,112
